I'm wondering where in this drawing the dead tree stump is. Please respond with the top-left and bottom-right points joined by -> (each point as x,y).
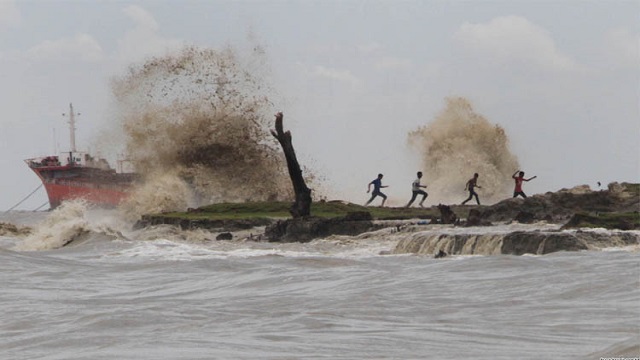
271,112 -> 312,218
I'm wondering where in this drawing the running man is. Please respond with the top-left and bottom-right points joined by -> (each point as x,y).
365,173 -> 388,206
405,171 -> 428,207
512,170 -> 537,198
462,173 -> 481,205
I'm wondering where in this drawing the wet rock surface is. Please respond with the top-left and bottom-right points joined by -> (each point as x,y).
265,213 -> 381,243
393,230 -> 639,256
477,182 -> 639,226
135,183 -> 638,252
215,232 -> 233,240
134,216 -> 274,232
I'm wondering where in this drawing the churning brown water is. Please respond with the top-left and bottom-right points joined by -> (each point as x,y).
1,207 -> 638,359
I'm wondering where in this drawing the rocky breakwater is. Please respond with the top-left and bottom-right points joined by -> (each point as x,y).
477,182 -> 639,226
392,228 -> 639,256
265,211 -> 381,243
392,182 -> 639,256
134,214 -> 274,232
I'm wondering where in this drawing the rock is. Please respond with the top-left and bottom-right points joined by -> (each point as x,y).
608,182 -> 625,194
478,183 -> 639,223
537,233 -> 589,254
500,232 -> 589,255
134,215 -> 274,232
562,212 -> 639,230
465,208 -> 492,226
434,249 -> 448,259
514,211 -> 535,224
559,184 -> 592,195
216,232 -> 233,240
343,211 -> 373,221
438,204 -> 457,224
265,216 -> 380,243
393,230 -> 636,256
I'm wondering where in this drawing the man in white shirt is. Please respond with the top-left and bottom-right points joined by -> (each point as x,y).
405,171 -> 428,208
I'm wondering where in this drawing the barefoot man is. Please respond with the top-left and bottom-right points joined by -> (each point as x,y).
405,171 -> 428,207
512,170 -> 537,198
366,173 -> 388,207
462,173 -> 481,205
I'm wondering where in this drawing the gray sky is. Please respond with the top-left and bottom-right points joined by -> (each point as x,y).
1,0 -> 638,210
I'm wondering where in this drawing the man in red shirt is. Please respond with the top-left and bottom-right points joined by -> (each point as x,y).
512,170 -> 537,198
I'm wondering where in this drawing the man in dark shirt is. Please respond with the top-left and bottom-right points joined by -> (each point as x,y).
462,173 -> 481,205
366,173 -> 388,206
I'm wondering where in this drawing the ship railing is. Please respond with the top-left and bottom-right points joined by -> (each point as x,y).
25,157 -> 66,168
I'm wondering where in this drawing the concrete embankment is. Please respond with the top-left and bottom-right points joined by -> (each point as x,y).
392,229 -> 639,256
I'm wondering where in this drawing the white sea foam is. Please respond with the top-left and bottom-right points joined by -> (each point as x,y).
15,200 -> 90,251
2,208 -> 638,360
13,201 -> 132,251
600,244 -> 640,252
107,239 -> 228,261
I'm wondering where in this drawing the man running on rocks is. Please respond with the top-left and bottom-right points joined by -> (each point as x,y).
366,173 -> 388,207
405,171 -> 428,208
512,170 -> 537,198
462,173 -> 482,205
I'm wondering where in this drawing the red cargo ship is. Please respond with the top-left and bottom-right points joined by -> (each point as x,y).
25,104 -> 138,209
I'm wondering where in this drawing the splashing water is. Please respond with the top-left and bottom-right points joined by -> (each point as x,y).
118,170 -> 195,220
408,97 -> 519,205
111,45 -> 298,216
16,200 -> 90,251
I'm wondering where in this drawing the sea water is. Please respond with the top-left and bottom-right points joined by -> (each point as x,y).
1,207 -> 638,359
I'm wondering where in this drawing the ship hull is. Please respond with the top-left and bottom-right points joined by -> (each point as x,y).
26,158 -> 137,209
42,181 -> 130,209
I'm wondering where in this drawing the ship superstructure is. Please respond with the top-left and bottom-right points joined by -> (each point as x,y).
25,104 -> 137,209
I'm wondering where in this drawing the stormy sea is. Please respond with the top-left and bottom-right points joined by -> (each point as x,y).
3,46 -> 638,359
1,204 -> 638,359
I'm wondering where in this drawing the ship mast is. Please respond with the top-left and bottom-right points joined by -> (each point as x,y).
62,103 -> 80,152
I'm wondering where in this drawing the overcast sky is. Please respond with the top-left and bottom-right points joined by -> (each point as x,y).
1,0 -> 638,210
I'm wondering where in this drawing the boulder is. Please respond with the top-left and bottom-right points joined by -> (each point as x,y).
478,182 -> 639,224
434,249 -> 448,259
265,215 -> 379,242
216,232 -> 233,240
465,208 -> 492,226
562,212 -> 639,230
437,204 -> 457,224
514,211 -> 535,224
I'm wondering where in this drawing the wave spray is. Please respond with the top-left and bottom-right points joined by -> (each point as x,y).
111,45 -> 295,218
408,97 -> 519,205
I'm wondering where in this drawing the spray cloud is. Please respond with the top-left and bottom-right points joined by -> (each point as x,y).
111,45 -> 297,217
408,97 -> 519,205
